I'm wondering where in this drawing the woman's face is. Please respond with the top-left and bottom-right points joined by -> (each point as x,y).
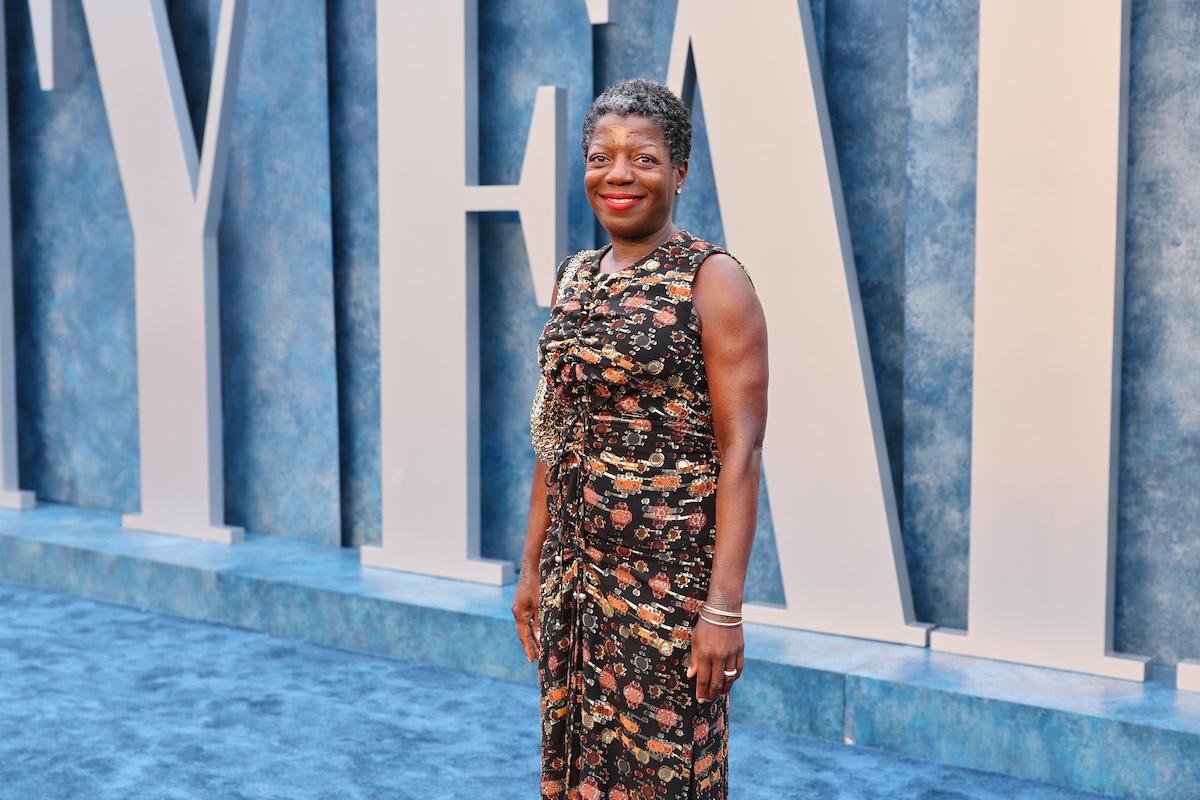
584,113 -> 685,241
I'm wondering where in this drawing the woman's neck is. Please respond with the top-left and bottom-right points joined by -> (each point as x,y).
602,223 -> 680,272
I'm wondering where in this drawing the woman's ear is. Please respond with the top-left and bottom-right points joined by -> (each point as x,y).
674,160 -> 689,192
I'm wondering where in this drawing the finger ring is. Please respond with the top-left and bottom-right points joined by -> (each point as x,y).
723,668 -> 738,676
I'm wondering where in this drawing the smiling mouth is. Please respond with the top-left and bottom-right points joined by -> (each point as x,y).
601,195 -> 644,210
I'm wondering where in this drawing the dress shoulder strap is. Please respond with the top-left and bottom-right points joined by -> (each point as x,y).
552,254 -> 571,283
555,248 -> 598,286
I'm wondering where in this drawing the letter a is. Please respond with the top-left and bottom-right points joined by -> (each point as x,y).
666,0 -> 929,645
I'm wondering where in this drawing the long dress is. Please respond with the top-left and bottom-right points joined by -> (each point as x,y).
531,228 -> 752,800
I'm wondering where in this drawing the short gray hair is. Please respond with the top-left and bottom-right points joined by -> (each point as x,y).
580,78 -> 692,167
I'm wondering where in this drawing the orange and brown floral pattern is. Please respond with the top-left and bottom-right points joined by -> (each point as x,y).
533,228 -> 751,800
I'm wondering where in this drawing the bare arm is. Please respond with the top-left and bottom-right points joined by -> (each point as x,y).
520,458 -> 552,580
687,253 -> 768,701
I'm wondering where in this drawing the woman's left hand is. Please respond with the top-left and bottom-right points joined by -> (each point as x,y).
686,614 -> 745,702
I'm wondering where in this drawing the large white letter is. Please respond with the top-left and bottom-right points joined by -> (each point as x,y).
666,0 -> 929,645
364,1 -> 567,583
31,0 -> 249,542
1179,661 -> 1200,693
930,0 -> 1148,681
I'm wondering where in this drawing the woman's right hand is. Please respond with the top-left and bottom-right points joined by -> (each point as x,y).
512,562 -> 542,662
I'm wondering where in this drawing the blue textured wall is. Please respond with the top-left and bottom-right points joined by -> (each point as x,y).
327,0 -> 380,548
8,0 -> 139,509
1115,0 -> 1200,664
902,0 -> 978,630
214,1 -> 341,548
6,0 -> 1200,666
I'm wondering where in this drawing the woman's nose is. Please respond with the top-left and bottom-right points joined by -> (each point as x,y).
607,155 -> 634,182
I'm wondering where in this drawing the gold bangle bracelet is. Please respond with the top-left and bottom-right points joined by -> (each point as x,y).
698,613 -> 743,627
701,604 -> 743,618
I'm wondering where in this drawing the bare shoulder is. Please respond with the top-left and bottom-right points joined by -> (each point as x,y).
692,252 -> 760,321
694,252 -> 748,283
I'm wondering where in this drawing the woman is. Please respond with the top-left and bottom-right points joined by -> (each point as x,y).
512,77 -> 768,800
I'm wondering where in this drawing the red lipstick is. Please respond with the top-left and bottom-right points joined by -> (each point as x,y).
601,193 -> 644,211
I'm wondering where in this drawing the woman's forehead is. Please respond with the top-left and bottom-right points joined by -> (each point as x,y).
589,116 -> 666,147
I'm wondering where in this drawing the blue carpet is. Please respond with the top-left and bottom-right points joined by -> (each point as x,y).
0,580 -> 1110,799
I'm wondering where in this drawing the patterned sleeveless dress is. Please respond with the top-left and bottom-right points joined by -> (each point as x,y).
530,228 -> 752,800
